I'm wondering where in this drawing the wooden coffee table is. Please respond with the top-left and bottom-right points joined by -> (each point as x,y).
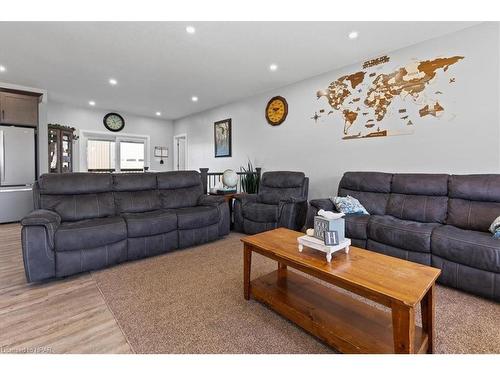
240,228 -> 441,354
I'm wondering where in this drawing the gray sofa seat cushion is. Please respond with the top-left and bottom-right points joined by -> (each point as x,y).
55,216 -> 127,252
368,215 -> 440,253
431,225 -> 500,273
175,206 -> 219,230
345,214 -> 370,240
243,202 -> 278,223
122,209 -> 177,238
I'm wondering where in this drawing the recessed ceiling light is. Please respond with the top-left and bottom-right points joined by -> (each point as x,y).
191,96 -> 198,102
156,111 -> 162,116
109,78 -> 118,85
0,65 -> 6,72
88,100 -> 96,106
186,26 -> 196,34
348,31 -> 359,40
269,64 -> 278,71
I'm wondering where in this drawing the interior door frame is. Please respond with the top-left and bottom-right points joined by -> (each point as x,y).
173,133 -> 188,171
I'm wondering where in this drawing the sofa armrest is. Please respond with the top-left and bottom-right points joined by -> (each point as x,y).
21,210 -> 59,282
309,198 -> 335,211
278,197 -> 308,231
234,193 -> 258,205
197,195 -> 230,236
198,195 -> 225,206
21,209 -> 61,228
279,197 -> 307,204
21,210 -> 60,250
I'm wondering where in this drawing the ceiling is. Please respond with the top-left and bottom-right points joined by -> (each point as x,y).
0,22 -> 479,120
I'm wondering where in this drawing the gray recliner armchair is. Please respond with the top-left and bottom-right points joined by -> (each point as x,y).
233,171 -> 309,234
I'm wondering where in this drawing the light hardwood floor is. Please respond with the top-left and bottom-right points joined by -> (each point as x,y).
0,223 -> 132,354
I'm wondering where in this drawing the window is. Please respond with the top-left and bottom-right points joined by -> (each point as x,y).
120,141 -> 145,171
87,139 -> 116,172
83,132 -> 148,173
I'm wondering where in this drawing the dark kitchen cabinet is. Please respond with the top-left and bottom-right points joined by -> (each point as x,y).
0,92 -> 39,127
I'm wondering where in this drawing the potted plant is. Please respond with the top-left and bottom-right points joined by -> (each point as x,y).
240,161 -> 260,194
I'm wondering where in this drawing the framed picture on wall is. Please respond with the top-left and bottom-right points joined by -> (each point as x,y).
214,118 -> 232,158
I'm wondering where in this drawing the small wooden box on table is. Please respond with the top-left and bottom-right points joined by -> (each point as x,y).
241,228 -> 441,354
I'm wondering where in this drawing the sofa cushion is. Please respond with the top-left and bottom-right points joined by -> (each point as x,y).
113,173 -> 157,191
114,190 -> 161,213
175,206 -> 219,229
367,215 -> 440,253
447,175 -> 500,231
338,172 -> 392,215
345,214 -> 370,240
55,216 -> 127,252
122,209 -> 177,238
391,173 -> 449,196
386,173 -> 448,224
38,173 -> 112,195
386,194 -> 448,224
339,171 -> 393,193
258,172 -> 305,205
41,192 -> 115,222
242,202 -> 278,223
158,171 -> 204,209
431,225 -> 500,273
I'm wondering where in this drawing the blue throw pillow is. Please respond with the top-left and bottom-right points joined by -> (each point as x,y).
489,216 -> 500,238
331,195 -> 369,215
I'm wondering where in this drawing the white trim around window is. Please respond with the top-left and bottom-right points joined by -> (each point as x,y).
79,129 -> 150,172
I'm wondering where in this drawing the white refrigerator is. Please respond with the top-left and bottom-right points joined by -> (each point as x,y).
0,125 -> 35,222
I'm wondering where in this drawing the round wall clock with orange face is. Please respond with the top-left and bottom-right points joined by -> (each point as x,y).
265,96 -> 288,126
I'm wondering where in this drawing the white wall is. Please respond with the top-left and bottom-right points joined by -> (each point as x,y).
46,101 -> 174,173
173,23 -> 500,199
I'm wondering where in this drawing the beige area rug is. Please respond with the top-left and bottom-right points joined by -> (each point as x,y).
92,233 -> 500,354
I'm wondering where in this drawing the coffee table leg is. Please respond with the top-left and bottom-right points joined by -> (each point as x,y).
243,244 -> 252,300
391,302 -> 415,354
420,284 -> 435,353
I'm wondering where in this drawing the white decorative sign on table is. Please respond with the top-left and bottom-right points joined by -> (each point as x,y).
297,235 -> 351,263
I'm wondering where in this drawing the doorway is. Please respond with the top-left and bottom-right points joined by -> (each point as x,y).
173,134 -> 187,171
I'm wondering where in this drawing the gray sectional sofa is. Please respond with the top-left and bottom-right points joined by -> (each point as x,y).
306,172 -> 500,301
21,171 -> 230,282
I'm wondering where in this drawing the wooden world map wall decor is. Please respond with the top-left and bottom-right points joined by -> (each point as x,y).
313,55 -> 464,140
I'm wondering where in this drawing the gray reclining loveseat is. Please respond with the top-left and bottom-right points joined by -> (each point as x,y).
306,171 -> 500,301
21,171 -> 230,282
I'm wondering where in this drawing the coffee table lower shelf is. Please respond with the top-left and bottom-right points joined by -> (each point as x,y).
251,269 -> 428,354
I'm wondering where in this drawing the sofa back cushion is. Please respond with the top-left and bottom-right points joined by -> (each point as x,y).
258,171 -> 306,205
157,171 -> 203,209
38,173 -> 115,222
386,174 -> 449,223
38,173 -> 112,195
112,173 -> 161,213
40,192 -> 115,222
447,175 -> 500,232
337,172 -> 392,215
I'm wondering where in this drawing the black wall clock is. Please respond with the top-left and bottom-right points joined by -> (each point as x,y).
103,113 -> 125,132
